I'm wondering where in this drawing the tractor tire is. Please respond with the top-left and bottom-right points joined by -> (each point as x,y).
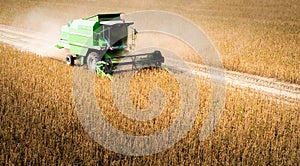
66,55 -> 74,66
87,52 -> 101,71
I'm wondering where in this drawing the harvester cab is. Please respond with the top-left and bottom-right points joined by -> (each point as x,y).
100,20 -> 133,50
57,13 -> 164,75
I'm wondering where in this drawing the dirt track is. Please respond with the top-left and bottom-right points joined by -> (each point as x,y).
0,24 -> 299,104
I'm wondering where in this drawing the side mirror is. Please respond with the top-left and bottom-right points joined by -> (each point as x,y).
134,29 -> 138,35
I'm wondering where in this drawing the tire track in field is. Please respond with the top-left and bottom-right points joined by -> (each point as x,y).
0,24 -> 299,104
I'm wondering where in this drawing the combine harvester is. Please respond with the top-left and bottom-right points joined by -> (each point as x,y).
57,13 -> 164,75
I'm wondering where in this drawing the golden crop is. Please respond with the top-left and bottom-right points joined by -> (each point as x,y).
0,45 -> 299,165
0,0 -> 299,165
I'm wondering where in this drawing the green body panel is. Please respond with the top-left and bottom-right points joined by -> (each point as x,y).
60,19 -> 101,56
58,13 -> 124,58
59,25 -> 70,48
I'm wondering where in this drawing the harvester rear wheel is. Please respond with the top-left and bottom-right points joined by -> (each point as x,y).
66,55 -> 74,66
87,52 -> 101,71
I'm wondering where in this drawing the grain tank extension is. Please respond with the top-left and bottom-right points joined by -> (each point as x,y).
57,13 -> 164,74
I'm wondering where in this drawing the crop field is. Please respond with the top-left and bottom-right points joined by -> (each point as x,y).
0,0 -> 299,84
0,0 -> 299,165
1,46 -> 299,165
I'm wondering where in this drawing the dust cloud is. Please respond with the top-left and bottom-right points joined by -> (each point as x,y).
134,32 -> 202,64
12,7 -> 66,59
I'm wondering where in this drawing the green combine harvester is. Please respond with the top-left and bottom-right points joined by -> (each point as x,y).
57,13 -> 164,75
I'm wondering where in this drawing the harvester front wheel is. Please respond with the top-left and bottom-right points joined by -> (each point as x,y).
87,52 -> 101,71
66,55 -> 74,66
